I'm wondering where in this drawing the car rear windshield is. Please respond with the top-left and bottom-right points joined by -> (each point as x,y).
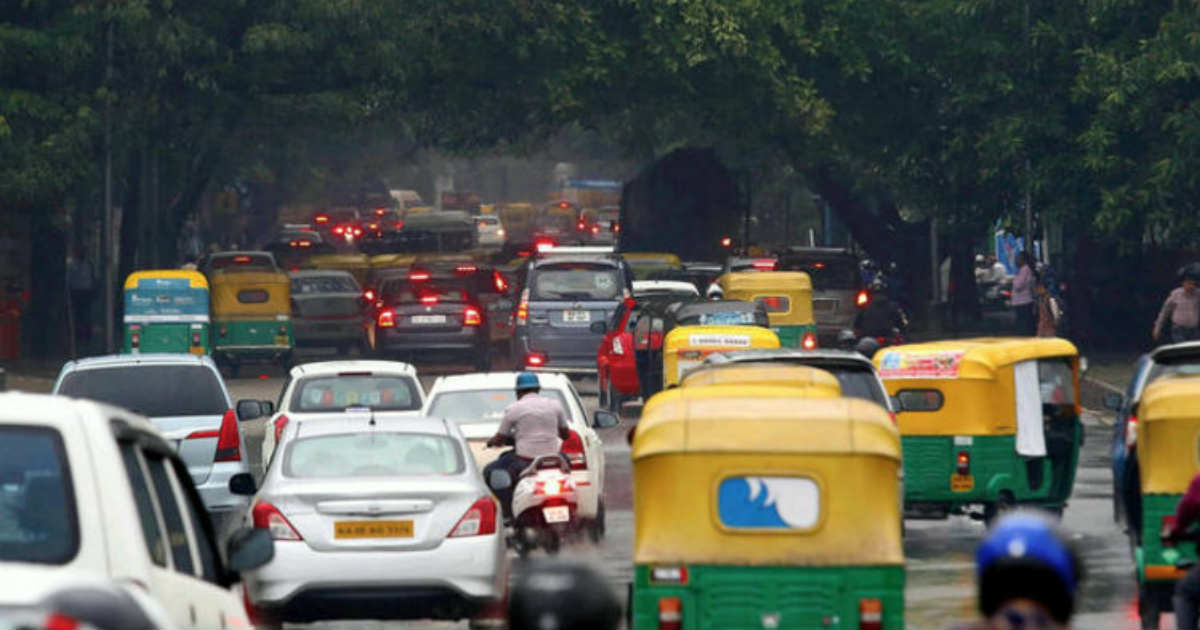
285,432 -> 463,477
778,257 -> 860,290
427,389 -> 570,425
386,280 -> 471,304
805,362 -> 889,407
56,365 -> 227,417
531,263 -> 622,301
292,276 -> 359,294
291,375 -> 421,412
0,426 -> 79,564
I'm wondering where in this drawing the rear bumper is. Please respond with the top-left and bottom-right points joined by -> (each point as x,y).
255,586 -> 492,624
294,319 -> 361,344
378,329 -> 484,353
515,333 -> 599,373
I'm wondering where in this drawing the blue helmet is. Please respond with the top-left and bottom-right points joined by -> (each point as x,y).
515,372 -> 541,392
976,511 -> 1081,623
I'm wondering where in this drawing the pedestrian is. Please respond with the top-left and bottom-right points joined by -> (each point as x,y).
1011,252 -> 1036,335
67,245 -> 95,353
1163,471 -> 1200,629
989,255 -> 1008,283
965,511 -> 1083,630
1035,278 -> 1061,338
1153,266 -> 1200,344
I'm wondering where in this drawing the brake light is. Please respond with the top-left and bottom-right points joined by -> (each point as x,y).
497,228 -> 506,237
192,331 -> 201,346
592,225 -> 601,235
516,288 -> 529,325
464,306 -> 483,326
562,430 -> 587,470
215,409 -> 241,462
408,270 -> 431,282
956,450 -> 970,476
856,289 -> 870,307
394,220 -> 404,230
420,295 -> 439,306
535,239 -> 556,253
1126,415 -> 1139,450
314,214 -> 329,224
612,336 -> 625,355
273,414 -> 290,443
333,226 -> 345,235
353,227 -> 363,236
751,259 -> 776,271
233,255 -> 252,263
651,566 -> 689,584
455,264 -> 478,273
859,598 -> 883,630
612,223 -> 621,233
298,240 -> 311,248
493,271 -> 509,292
802,331 -> 817,350
378,309 -> 396,328
374,206 -> 386,216
252,500 -> 303,541
577,221 -> 587,231
367,222 -> 380,231
525,352 -> 547,367
362,289 -> 376,302
658,597 -> 682,630
449,496 -> 498,537
720,236 -> 732,247
534,476 -> 572,496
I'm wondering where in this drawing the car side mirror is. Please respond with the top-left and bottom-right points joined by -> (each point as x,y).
488,469 -> 512,491
226,527 -> 274,573
589,321 -> 607,334
236,400 -> 265,421
228,472 -> 257,496
593,410 -> 620,429
1103,392 -> 1124,412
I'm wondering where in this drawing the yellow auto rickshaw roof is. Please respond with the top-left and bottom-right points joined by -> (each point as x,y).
681,364 -> 841,395
369,253 -> 419,269
634,385 -> 899,461
623,252 -> 682,265
874,337 -> 1078,380
124,270 -> 208,290
664,324 -> 781,349
209,271 -> 290,287
308,253 -> 371,267
1138,375 -> 1200,494
1141,375 -> 1200,423
717,271 -> 813,291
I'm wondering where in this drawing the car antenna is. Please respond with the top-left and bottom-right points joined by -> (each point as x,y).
368,409 -> 376,426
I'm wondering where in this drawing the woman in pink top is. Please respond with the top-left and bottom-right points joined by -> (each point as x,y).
1011,252 -> 1036,335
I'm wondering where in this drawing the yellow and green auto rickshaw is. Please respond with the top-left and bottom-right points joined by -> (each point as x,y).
662,325 -> 780,388
306,252 -> 372,286
210,271 -> 293,376
874,337 -> 1081,522
716,271 -> 817,349
623,252 -> 684,281
1125,375 -> 1200,628
122,270 -> 210,355
631,385 -> 905,629
680,363 -> 842,398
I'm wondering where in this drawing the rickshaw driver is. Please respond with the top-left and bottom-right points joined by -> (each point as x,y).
484,372 -> 572,519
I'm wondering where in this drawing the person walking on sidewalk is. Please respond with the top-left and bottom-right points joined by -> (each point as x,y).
1011,252 -> 1036,335
1153,266 -> 1200,344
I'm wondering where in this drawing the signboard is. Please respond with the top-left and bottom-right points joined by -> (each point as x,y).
877,349 -> 965,379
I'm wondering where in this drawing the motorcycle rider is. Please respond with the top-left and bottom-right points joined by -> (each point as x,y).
1163,470 -> 1200,629
484,372 -> 571,519
854,279 -> 907,343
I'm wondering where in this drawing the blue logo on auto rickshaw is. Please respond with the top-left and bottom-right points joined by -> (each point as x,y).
699,311 -> 756,326
717,476 -> 819,530
880,351 -> 903,370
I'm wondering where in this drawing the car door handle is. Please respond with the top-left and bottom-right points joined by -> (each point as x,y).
530,316 -> 550,324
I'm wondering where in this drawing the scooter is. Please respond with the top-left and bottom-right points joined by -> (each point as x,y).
487,454 -> 579,557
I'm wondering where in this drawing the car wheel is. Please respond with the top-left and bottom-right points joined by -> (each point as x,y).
607,380 -> 622,414
589,499 -> 606,543
475,347 -> 493,372
597,371 -> 609,408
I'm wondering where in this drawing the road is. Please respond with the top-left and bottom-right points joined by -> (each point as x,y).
226,353 -> 1140,629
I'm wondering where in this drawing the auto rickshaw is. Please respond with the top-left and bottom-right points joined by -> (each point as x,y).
1124,375 -> 1200,628
631,385 -> 905,630
680,363 -> 842,397
662,325 -> 780,387
874,337 -> 1081,521
716,271 -> 817,349
306,252 -> 372,286
122,270 -> 210,355
623,252 -> 684,281
210,271 -> 294,375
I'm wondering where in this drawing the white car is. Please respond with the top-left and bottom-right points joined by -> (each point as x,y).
262,360 -> 425,466
632,279 -> 701,298
0,393 -> 271,629
422,372 -> 618,539
242,414 -> 506,627
474,214 -> 506,247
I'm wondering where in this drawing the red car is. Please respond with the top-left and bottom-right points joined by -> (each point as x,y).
596,297 -> 640,412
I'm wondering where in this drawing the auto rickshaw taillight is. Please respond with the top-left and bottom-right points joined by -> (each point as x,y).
277,324 -> 287,336
130,332 -> 140,349
802,331 -> 818,350
1125,415 -> 1139,450
650,566 -> 688,584
859,598 -> 883,630
658,597 -> 682,630
956,451 -> 970,475
219,325 -> 228,337
192,331 -> 201,346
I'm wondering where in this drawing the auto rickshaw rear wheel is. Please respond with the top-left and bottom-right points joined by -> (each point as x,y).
1138,580 -> 1167,630
983,491 -> 1015,527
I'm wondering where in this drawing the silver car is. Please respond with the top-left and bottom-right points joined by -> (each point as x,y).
289,270 -> 366,353
776,248 -> 865,344
51,354 -> 258,532
242,414 -> 506,627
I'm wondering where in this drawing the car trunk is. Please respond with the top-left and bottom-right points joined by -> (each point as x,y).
393,300 -> 473,332
271,477 -> 480,552
294,293 -> 361,319
154,414 -> 224,485
527,299 -> 614,361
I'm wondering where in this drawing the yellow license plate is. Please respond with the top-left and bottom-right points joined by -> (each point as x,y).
189,346 -> 206,355
275,335 -> 290,345
334,520 -> 414,539
950,474 -> 974,492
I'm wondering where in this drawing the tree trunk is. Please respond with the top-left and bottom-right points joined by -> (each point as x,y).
28,208 -> 69,358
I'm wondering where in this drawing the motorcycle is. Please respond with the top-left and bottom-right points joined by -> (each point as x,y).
486,454 -> 579,557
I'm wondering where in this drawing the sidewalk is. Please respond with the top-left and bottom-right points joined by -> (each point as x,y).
0,357 -> 69,394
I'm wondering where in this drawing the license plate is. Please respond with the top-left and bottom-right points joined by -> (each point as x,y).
563,310 -> 591,323
813,299 -> 839,312
543,506 -> 570,523
411,315 -> 446,324
274,335 -> 289,345
950,474 -> 974,493
334,520 -> 414,539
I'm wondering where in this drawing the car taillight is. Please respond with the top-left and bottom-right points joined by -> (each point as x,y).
720,236 -> 732,247
650,566 -> 689,584
592,225 -> 601,235
374,206 -> 386,216
464,306 -> 483,326
577,221 -> 587,231
562,430 -> 587,470
273,414 -> 290,443
362,289 -> 376,302
314,214 -> 329,224
751,258 -> 776,270
43,612 -> 79,630
493,271 -> 509,293
956,450 -> 970,476
497,227 -> 506,237
378,309 -> 396,328
612,336 -> 625,355
535,238 -> 556,252
252,500 -> 302,541
802,331 -> 817,350
408,270 -> 430,282
353,227 -> 363,236
525,352 -> 547,367
420,295 -> 439,305
856,290 -> 870,307
449,496 -> 497,537
333,226 -> 344,235
215,409 -> 241,462
859,598 -> 883,630
1126,415 -> 1139,449
455,264 -> 478,273
658,597 -> 682,630
192,331 -> 201,346
516,289 -> 529,325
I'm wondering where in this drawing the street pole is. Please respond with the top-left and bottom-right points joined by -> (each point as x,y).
103,18 -> 114,353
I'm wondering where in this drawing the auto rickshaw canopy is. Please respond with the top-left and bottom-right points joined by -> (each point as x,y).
210,272 -> 292,319
633,385 -> 902,566
716,271 -> 814,325
680,363 -> 842,397
124,269 -> 209,290
1138,375 -> 1200,495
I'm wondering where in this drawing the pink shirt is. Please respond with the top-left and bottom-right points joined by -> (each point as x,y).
1011,265 -> 1034,306
1156,287 -> 1200,333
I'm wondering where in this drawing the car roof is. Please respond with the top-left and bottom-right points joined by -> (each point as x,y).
0,391 -> 161,435
633,280 -> 700,293
61,353 -> 215,372
1150,341 -> 1200,363
288,360 -> 418,379
295,415 -> 453,438
706,348 -> 876,368
427,371 -> 571,394
289,269 -> 355,280
532,254 -> 621,268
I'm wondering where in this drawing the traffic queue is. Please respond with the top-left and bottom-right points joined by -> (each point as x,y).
2,197 -> 1181,630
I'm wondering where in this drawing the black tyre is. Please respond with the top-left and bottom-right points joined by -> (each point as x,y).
589,499 -> 607,543
1139,581 -> 1163,630
606,379 -> 622,413
982,492 -> 1015,527
544,530 -> 561,555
